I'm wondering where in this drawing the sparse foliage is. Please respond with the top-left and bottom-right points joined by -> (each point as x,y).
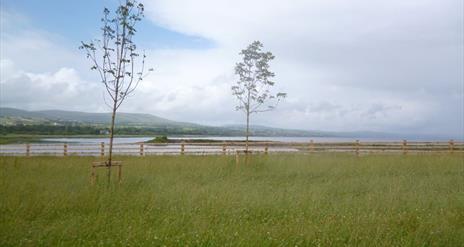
80,0 -> 152,182
232,41 -> 286,152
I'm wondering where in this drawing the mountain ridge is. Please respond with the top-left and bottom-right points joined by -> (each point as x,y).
0,107 -> 198,127
0,107 -> 447,139
0,107 -> 337,137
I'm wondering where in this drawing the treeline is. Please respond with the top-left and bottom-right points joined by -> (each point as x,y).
1,125 -> 101,135
0,124 -> 242,136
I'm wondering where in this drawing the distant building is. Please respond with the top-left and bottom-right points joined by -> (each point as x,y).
99,129 -> 110,135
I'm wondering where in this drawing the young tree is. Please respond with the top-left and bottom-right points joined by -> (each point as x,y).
232,41 -> 286,153
80,0 -> 152,182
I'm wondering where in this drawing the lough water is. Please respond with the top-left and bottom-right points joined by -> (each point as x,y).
39,136 -> 449,144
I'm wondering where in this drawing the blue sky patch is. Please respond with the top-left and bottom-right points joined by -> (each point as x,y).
2,0 -> 215,50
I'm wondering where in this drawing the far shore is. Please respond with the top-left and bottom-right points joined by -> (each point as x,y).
0,134 -> 281,145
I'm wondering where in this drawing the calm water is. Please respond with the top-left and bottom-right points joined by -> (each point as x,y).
39,136 -> 446,144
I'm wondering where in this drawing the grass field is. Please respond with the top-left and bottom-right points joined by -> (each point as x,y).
0,154 -> 463,246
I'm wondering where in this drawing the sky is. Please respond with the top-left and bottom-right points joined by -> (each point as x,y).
0,0 -> 463,138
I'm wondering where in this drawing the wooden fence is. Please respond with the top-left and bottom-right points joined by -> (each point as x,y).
0,140 -> 463,156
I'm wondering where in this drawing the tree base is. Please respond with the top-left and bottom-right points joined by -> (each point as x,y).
91,161 -> 122,185
235,150 -> 254,165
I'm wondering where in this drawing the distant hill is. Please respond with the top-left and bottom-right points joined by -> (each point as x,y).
0,107 -> 416,139
222,124 -> 336,137
0,107 -> 196,127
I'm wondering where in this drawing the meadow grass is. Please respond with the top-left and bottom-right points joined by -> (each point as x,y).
0,153 -> 463,246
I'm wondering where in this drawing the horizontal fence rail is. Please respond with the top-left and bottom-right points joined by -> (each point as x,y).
0,140 -> 463,157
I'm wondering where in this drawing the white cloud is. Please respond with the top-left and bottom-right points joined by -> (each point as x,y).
1,1 -> 462,137
141,0 -> 462,135
1,59 -> 102,111
120,48 -> 238,124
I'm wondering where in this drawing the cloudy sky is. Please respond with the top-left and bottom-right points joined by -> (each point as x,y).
0,0 -> 462,137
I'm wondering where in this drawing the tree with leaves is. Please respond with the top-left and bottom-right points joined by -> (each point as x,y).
80,0 -> 152,182
232,41 -> 286,153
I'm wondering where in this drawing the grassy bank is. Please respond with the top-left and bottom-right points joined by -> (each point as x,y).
0,154 -> 463,246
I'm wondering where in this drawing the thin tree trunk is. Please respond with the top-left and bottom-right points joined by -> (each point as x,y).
107,13 -> 125,184
246,111 -> 250,153
245,90 -> 251,154
107,92 -> 118,184
244,90 -> 251,164
245,110 -> 250,164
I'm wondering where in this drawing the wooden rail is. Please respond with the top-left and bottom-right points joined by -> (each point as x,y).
0,140 -> 463,156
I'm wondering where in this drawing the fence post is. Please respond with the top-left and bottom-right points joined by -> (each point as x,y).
100,142 -> 105,157
235,150 -> 240,166
139,143 -> 144,156
63,143 -> 68,157
26,144 -> 30,157
309,139 -> 314,153
402,140 -> 408,155
222,143 -> 227,155
181,142 -> 185,155
355,140 -> 360,157
449,139 -> 454,154
264,143 -> 269,155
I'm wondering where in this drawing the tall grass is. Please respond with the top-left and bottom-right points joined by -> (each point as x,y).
0,154 -> 463,246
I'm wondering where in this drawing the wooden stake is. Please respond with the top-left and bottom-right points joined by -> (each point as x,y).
449,139 -> 454,154
355,140 -> 360,157
91,161 -> 122,185
222,143 -> 227,155
264,143 -> 269,155
181,143 -> 185,155
100,142 -> 105,157
139,143 -> 144,156
402,140 -> 408,155
26,144 -> 30,157
63,143 -> 68,157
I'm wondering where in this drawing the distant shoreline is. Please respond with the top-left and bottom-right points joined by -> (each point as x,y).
1,134 -> 461,145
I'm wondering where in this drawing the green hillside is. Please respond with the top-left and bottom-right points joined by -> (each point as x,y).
0,107 -> 416,139
0,107 -> 195,127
